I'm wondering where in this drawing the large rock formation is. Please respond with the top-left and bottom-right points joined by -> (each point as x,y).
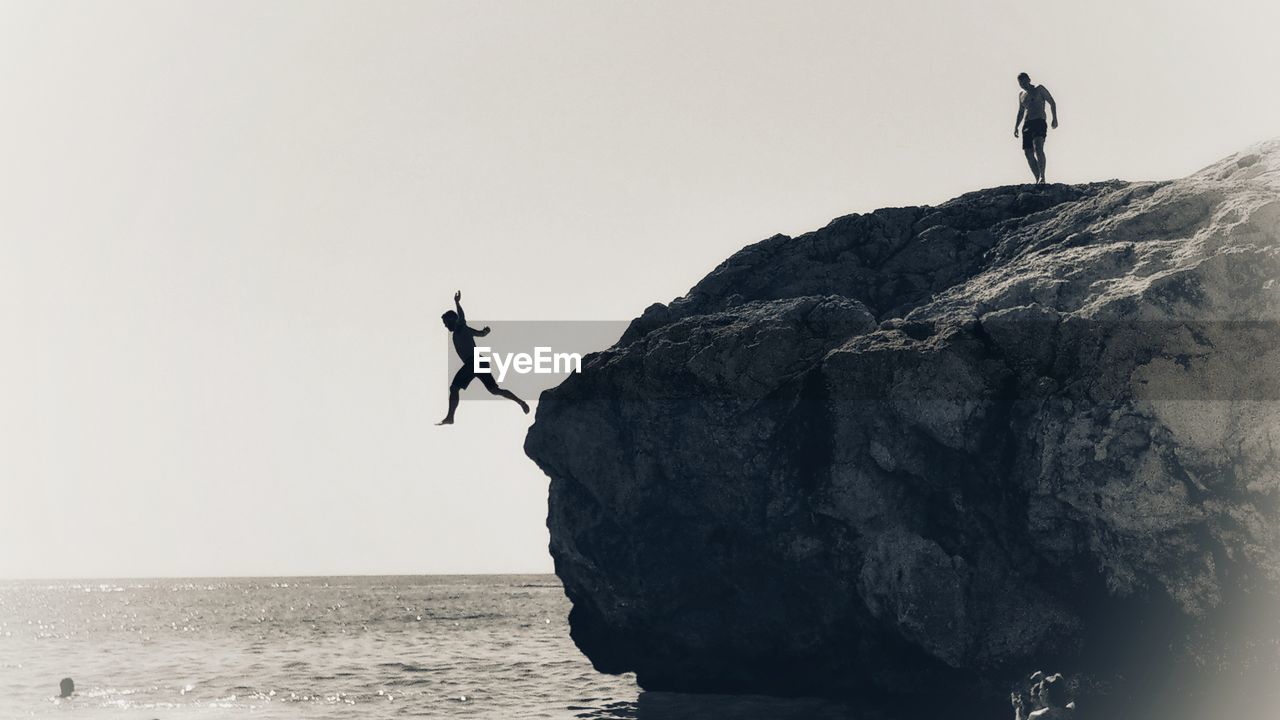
525,141 -> 1280,717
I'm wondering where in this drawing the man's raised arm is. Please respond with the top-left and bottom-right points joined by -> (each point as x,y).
454,290 -> 466,325
1043,86 -> 1058,128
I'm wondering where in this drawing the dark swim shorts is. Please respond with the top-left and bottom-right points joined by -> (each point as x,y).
450,363 -> 500,392
1022,118 -> 1048,151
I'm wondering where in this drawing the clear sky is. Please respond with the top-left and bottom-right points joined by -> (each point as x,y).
2,0 -> 1276,579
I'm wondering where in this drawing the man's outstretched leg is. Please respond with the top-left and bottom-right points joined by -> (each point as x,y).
438,366 -> 470,425
480,374 -> 529,414
437,387 -> 461,425
1034,137 -> 1047,184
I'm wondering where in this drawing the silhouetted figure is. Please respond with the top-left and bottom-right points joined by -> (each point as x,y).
59,677 -> 74,698
1014,72 -> 1059,184
438,291 -> 529,425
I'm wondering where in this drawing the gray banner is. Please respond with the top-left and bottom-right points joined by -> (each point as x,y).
444,320 -> 627,401
443,319 -> 1280,401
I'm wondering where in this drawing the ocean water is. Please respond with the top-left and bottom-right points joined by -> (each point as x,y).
0,575 -> 646,719
0,575 -> 868,720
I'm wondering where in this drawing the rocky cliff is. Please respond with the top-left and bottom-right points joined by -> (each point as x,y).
524,141 -> 1280,717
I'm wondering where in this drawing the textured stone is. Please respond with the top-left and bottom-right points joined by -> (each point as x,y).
525,140 -> 1280,716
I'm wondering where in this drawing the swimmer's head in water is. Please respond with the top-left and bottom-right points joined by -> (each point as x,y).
59,678 -> 74,697
1017,72 -> 1032,89
441,310 -> 459,331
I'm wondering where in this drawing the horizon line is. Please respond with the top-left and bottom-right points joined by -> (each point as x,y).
0,570 -> 559,583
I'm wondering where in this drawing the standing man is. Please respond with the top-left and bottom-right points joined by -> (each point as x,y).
1014,72 -> 1058,184
437,291 -> 529,425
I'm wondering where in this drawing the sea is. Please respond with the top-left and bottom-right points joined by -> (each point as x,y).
0,575 -> 861,720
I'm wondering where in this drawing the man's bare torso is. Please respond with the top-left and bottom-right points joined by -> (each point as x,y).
1020,85 -> 1048,120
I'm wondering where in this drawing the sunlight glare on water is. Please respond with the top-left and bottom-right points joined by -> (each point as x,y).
0,575 -> 640,719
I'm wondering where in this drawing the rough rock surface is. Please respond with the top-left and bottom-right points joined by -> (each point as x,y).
524,141 -> 1280,716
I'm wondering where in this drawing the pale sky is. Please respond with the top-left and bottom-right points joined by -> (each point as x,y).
2,0 -> 1277,579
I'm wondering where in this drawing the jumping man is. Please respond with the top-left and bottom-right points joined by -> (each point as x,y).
1014,72 -> 1058,184
438,291 -> 528,425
